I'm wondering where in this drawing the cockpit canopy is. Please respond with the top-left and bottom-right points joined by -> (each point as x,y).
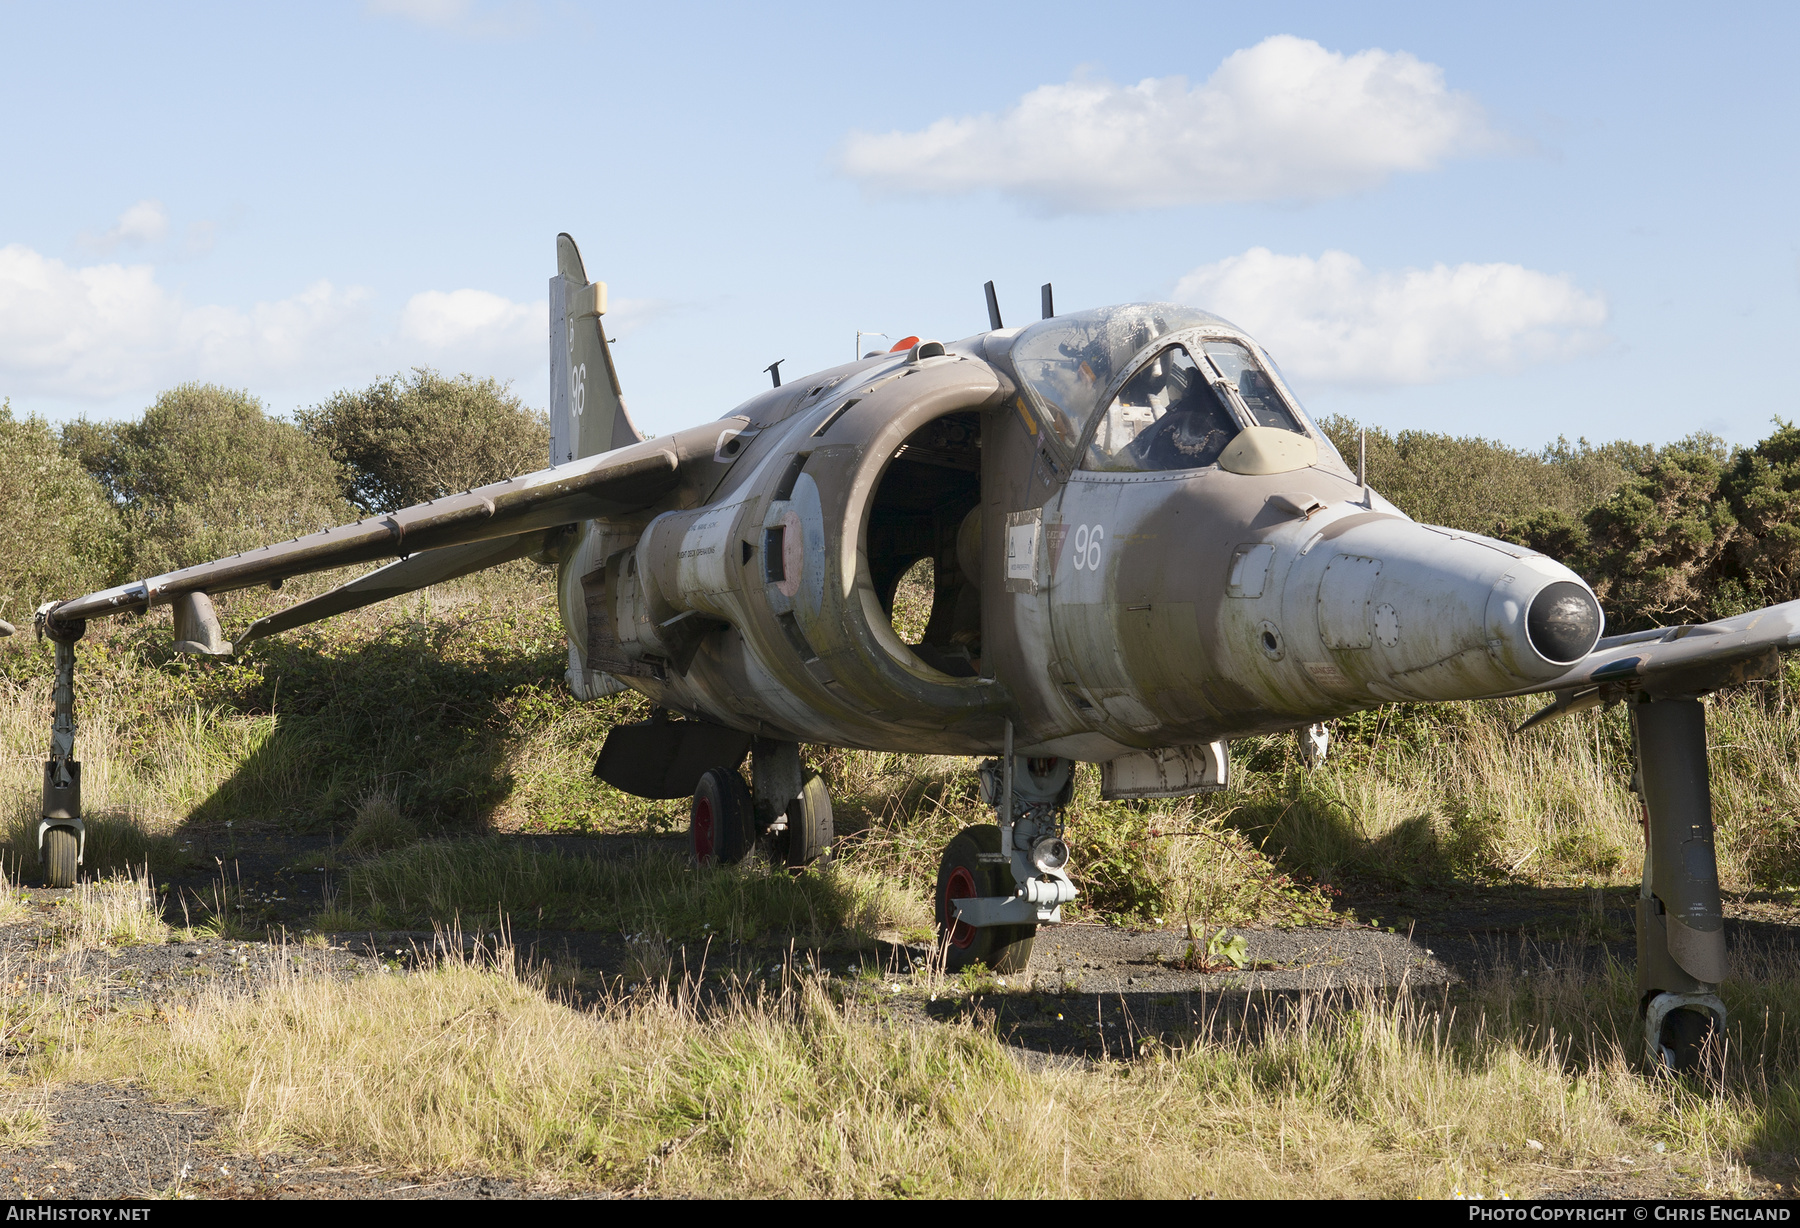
1009,303 -> 1325,475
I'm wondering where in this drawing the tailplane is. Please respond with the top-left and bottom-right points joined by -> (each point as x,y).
549,233 -> 642,465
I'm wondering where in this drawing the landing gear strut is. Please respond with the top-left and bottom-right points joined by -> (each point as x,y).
934,721 -> 1075,973
1631,696 -> 1727,1072
687,739 -> 833,870
34,604 -> 86,889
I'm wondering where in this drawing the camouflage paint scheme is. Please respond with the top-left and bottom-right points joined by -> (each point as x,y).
37,235 -> 1800,1067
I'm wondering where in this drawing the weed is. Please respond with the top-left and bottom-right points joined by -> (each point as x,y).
342,789 -> 417,854
28,937 -> 1800,1196
50,867 -> 168,950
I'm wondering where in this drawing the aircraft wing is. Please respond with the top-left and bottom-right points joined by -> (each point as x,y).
1516,599 -> 1800,729
46,427 -> 712,631
233,530 -> 546,648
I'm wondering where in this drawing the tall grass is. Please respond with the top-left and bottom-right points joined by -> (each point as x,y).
334,839 -> 914,943
37,936 -> 1797,1196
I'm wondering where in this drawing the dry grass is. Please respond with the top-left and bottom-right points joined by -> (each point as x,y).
48,867 -> 169,950
30,938 -> 1798,1196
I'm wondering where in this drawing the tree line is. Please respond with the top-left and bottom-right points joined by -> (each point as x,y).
1318,418 -> 1800,632
2,381 -> 1797,636
0,370 -> 547,620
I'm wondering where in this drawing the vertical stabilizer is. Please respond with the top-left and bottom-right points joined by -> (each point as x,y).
549,233 -> 642,466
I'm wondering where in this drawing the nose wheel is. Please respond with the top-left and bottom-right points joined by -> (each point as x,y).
934,825 -> 1036,973
41,827 -> 78,889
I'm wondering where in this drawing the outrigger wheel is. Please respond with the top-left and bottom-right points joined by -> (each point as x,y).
935,824 -> 1036,974
690,767 -> 754,867
42,828 -> 77,890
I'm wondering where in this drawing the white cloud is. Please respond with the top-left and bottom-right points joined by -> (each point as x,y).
0,244 -> 376,400
79,200 -> 170,252
1174,247 -> 1608,387
400,288 -> 540,356
0,244 -> 658,412
841,35 -> 1501,211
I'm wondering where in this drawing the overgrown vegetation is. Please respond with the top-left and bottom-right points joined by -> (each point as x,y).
26,936 -> 1796,1196
9,386 -> 1800,1192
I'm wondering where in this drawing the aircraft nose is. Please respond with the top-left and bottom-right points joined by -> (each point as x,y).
1482,565 -> 1604,682
1276,518 -> 1603,704
1526,581 -> 1603,664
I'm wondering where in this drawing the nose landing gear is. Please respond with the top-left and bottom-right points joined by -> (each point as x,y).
933,724 -> 1076,973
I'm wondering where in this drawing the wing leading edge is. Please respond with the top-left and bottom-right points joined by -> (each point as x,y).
42,412 -> 747,643
1516,599 -> 1800,730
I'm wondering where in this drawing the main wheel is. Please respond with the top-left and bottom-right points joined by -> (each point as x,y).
42,827 -> 77,889
784,774 -> 834,869
934,824 -> 1035,974
1657,1006 -> 1720,1075
690,768 -> 754,867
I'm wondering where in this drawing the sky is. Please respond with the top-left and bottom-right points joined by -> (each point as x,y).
0,1 -> 1795,451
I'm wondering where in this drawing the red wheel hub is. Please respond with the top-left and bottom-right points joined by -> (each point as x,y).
942,865 -> 978,949
691,796 -> 715,864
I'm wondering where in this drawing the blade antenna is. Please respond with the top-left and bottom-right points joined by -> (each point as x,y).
984,281 -> 1003,331
764,360 -> 784,389
1359,427 -> 1369,507
1040,283 -> 1054,319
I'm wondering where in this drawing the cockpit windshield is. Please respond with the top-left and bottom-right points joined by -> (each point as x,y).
1084,337 -> 1312,473
1010,304 -> 1227,453
1087,344 -> 1241,471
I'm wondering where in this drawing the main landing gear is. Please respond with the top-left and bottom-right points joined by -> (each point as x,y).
934,723 -> 1076,973
688,737 -> 833,870
1630,696 -> 1728,1073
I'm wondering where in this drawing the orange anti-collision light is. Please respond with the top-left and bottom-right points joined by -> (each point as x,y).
889,336 -> 921,353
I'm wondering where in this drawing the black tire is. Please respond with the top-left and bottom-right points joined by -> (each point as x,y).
1658,1006 -> 1719,1075
42,827 -> 77,889
784,774 -> 834,869
690,768 -> 754,867
934,824 -> 1035,974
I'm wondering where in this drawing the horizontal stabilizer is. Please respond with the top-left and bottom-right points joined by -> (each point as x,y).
236,530 -> 546,648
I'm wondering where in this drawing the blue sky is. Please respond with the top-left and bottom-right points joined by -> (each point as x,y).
1,1 -> 1795,451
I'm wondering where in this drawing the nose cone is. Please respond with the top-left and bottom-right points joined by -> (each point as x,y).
1527,582 -> 1604,664
1482,565 -> 1604,683
1242,516 -> 1603,708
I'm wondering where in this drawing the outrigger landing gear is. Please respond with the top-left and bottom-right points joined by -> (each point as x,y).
1631,696 -> 1728,1073
934,722 -> 1076,973
687,738 -> 834,870
33,604 -> 86,889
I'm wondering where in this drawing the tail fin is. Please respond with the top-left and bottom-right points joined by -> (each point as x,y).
549,233 -> 643,465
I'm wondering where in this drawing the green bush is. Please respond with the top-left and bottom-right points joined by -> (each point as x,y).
298,369 -> 549,514
1317,417 -> 1647,541
60,383 -> 351,577
0,399 -> 124,618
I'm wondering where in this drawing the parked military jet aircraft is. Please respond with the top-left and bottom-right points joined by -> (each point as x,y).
20,234 -> 1800,1071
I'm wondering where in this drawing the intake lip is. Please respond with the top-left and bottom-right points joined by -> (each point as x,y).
1527,581 -> 1603,664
